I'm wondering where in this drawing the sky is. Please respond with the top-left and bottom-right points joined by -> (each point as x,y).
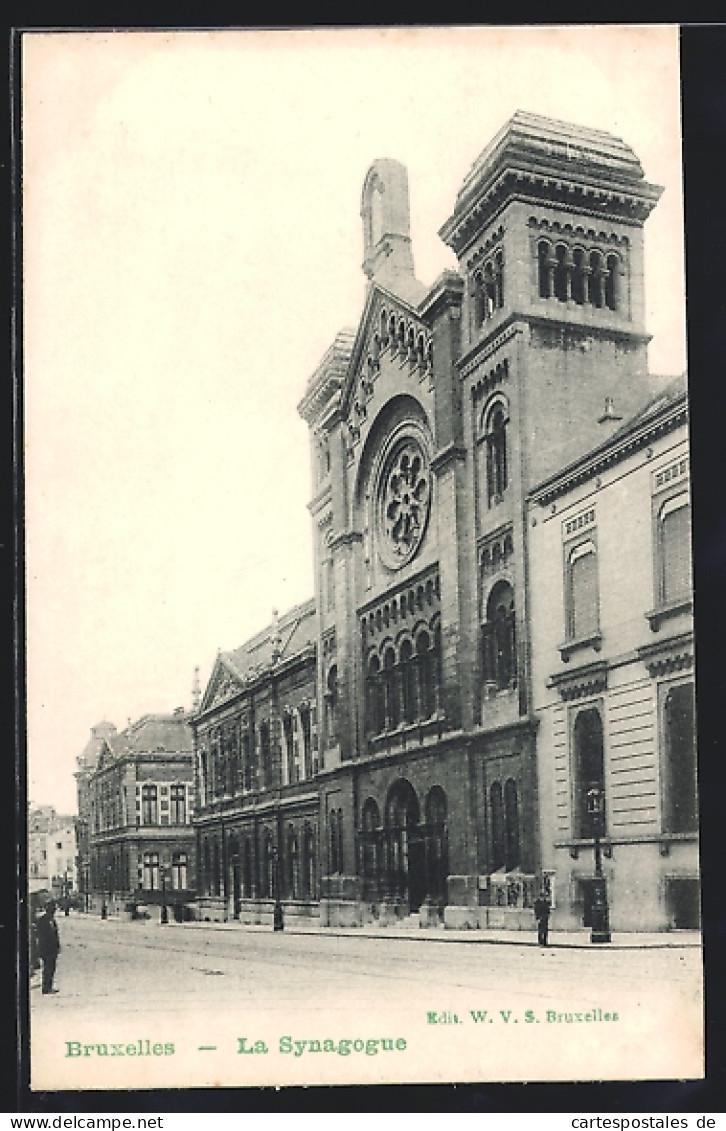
22,25 -> 686,813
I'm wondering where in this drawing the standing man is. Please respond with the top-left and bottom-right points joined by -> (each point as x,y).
36,899 -> 61,994
534,889 -> 551,948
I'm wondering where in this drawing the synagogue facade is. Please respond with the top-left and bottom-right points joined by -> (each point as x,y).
191,111 -> 696,933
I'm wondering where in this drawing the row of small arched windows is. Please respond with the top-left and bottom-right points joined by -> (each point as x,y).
537,240 -> 621,310
365,626 -> 442,734
372,308 -> 433,371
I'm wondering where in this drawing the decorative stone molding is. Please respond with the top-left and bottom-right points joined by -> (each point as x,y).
637,631 -> 694,677
548,659 -> 608,701
644,597 -> 693,633
558,631 -> 603,664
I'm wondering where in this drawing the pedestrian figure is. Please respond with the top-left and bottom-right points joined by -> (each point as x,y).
534,890 -> 551,947
36,899 -> 61,994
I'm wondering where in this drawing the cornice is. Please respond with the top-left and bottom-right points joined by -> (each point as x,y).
637,631 -> 694,678
457,318 -> 523,378
548,659 -> 609,701
440,168 -> 662,257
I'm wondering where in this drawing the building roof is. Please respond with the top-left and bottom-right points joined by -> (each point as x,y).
102,713 -> 194,762
223,597 -> 317,683
440,110 -> 662,252
456,110 -> 647,208
529,374 -> 688,506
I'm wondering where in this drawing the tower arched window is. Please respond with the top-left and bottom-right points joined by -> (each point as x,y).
605,254 -> 619,311
482,580 -> 516,692
485,402 -> 509,505
571,247 -> 587,305
538,240 -> 552,298
589,251 -> 605,308
326,665 -> 339,745
554,244 -> 569,302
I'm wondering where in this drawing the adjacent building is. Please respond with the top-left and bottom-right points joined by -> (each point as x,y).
190,111 -> 695,932
87,711 -> 196,917
528,377 -> 696,931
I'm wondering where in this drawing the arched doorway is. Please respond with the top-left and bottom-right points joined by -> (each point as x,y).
385,779 -> 426,912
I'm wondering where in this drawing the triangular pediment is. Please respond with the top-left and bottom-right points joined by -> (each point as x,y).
96,738 -> 120,772
200,655 -> 247,713
341,282 -> 431,423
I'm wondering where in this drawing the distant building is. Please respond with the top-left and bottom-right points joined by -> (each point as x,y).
29,805 -> 77,900
87,711 -> 195,917
74,721 -> 117,907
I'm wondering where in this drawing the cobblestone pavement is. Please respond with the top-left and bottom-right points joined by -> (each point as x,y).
29,911 -> 703,1017
28,912 -> 704,1090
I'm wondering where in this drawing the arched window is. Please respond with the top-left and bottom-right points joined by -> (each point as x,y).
301,823 -> 316,898
485,402 -> 508,505
286,825 -> 299,900
383,647 -> 399,729
282,710 -> 295,785
605,254 -> 619,311
366,654 -> 384,736
326,665 -> 339,745
400,639 -> 417,724
663,682 -> 697,834
298,702 -> 312,779
567,541 -> 599,640
589,251 -> 604,308
573,708 -> 605,839
571,248 -> 587,305
361,797 -> 381,900
259,721 -> 272,790
504,779 -> 520,871
658,496 -> 692,605
483,580 -> 516,692
554,244 -> 569,302
417,631 -> 435,719
538,240 -> 552,298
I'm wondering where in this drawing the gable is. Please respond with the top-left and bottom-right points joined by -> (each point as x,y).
200,656 -> 247,712
341,284 -> 433,449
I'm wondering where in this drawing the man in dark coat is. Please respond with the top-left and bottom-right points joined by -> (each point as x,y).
36,900 -> 60,994
534,891 -> 551,947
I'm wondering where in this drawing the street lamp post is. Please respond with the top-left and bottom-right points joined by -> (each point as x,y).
272,846 -> 284,932
587,786 -> 611,944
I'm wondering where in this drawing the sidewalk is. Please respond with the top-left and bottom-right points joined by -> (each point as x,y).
129,914 -> 702,950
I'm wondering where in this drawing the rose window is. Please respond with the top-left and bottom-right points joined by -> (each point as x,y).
378,439 -> 431,567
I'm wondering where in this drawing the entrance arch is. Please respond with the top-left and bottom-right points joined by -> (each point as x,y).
384,779 -> 426,912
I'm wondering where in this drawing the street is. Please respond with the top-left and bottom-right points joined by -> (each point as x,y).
29,913 -> 704,1090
